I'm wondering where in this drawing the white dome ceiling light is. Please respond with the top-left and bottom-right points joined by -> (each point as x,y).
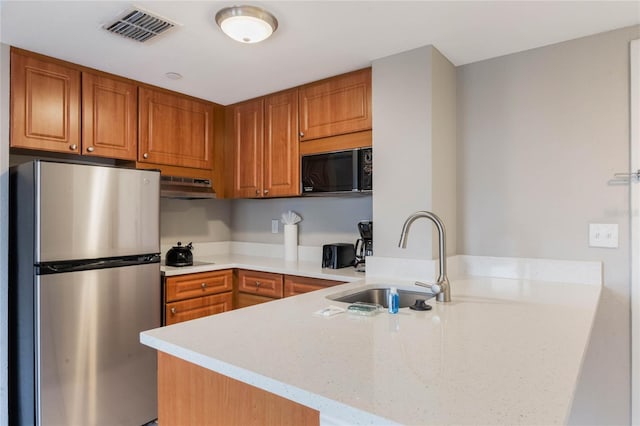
215,5 -> 278,44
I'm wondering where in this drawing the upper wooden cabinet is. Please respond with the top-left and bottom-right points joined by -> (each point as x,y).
299,68 -> 372,142
10,49 -> 81,153
264,89 -> 299,197
138,87 -> 214,170
231,97 -> 263,198
82,72 -> 137,160
230,88 -> 299,198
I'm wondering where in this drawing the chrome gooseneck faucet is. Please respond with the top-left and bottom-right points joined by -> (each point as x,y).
398,211 -> 451,302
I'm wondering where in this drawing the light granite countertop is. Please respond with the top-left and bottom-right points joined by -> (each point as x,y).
141,272 -> 601,425
161,253 -> 364,282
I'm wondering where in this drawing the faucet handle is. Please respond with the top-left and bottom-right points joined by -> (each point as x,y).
415,281 -> 442,295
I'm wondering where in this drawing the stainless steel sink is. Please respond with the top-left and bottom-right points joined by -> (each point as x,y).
328,286 -> 435,309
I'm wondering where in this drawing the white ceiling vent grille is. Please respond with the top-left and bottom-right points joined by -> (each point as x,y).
103,8 -> 177,43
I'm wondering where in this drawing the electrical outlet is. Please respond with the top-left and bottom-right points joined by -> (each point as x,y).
271,219 -> 279,234
589,223 -> 619,248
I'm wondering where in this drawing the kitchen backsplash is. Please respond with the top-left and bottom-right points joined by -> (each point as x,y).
160,196 -> 373,249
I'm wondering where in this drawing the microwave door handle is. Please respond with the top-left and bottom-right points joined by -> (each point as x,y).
353,149 -> 359,191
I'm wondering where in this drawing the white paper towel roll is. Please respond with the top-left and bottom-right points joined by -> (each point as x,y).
284,224 -> 298,262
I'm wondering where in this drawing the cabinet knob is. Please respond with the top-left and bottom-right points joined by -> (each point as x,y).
263,189 -> 269,195
87,146 -> 94,153
143,153 -> 149,159
299,131 -> 304,138
255,281 -> 261,288
201,282 -> 207,289
69,144 -> 77,151
255,189 -> 260,195
170,307 -> 176,315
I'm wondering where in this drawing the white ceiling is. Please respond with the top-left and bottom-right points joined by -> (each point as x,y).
1,1 -> 639,105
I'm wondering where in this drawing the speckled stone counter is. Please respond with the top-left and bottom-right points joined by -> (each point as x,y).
141,274 -> 601,425
161,253 -> 364,282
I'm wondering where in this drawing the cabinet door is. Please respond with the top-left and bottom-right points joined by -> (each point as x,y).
299,68 -> 371,141
139,87 -> 213,169
165,270 -> 233,303
235,293 -> 275,309
165,292 -> 233,326
82,72 -> 137,160
231,99 -> 264,198
10,49 -> 81,153
264,89 -> 300,197
284,275 -> 345,297
238,269 -> 283,298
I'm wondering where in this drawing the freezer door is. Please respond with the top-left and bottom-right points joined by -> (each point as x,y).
35,161 -> 159,262
36,263 -> 160,425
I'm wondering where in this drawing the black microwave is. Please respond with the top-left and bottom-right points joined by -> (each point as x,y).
301,147 -> 372,194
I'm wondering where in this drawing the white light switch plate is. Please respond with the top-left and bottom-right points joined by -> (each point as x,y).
271,219 -> 279,234
589,223 -> 619,248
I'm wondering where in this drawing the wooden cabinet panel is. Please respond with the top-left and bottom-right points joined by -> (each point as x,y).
284,275 -> 345,297
139,87 -> 213,169
166,270 -> 233,303
82,72 -> 137,160
299,68 -> 371,141
231,98 -> 264,198
264,89 -> 300,197
10,49 -> 81,153
158,352 -> 319,425
236,292 -> 276,309
238,270 -> 283,298
165,292 -> 233,326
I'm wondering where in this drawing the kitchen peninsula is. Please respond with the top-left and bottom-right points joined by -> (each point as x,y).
142,264 -> 601,425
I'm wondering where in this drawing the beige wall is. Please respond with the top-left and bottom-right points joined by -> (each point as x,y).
372,45 -> 456,260
160,198 -> 231,246
230,196 -> 372,246
457,25 -> 640,424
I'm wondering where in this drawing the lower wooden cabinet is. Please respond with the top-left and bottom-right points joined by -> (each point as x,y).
236,293 -> 278,309
284,275 -> 345,297
166,293 -> 233,326
235,269 -> 345,309
238,269 -> 284,298
163,269 -> 233,325
164,269 -> 348,318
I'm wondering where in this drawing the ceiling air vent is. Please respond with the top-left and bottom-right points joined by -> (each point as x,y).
103,8 -> 177,43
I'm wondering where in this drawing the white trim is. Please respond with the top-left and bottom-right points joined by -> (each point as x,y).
630,38 -> 640,426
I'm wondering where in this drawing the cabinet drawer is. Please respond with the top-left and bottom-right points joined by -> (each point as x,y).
284,275 -> 345,297
238,270 -> 283,298
165,292 -> 233,326
235,293 -> 275,309
166,270 -> 233,302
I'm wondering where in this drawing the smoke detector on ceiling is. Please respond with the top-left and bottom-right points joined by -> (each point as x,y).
103,7 -> 178,43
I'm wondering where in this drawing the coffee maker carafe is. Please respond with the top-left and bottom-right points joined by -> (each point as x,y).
354,221 -> 373,271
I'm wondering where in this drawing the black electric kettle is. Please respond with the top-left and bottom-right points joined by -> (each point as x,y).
165,242 -> 193,267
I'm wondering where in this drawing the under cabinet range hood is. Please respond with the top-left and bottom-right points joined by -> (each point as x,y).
160,175 -> 216,199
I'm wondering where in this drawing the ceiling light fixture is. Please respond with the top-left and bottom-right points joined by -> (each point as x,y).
215,5 -> 278,44
165,72 -> 183,80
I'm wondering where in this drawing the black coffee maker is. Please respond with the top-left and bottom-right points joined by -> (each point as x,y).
354,221 -> 373,271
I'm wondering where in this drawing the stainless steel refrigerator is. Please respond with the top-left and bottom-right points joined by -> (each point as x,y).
10,160 -> 161,425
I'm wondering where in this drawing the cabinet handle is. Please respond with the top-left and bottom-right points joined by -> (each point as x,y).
299,131 -> 304,138
170,307 -> 176,315
201,282 -> 207,289
143,153 -> 149,159
264,189 -> 269,195
87,146 -> 95,153
255,281 -> 261,288
69,144 -> 77,151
